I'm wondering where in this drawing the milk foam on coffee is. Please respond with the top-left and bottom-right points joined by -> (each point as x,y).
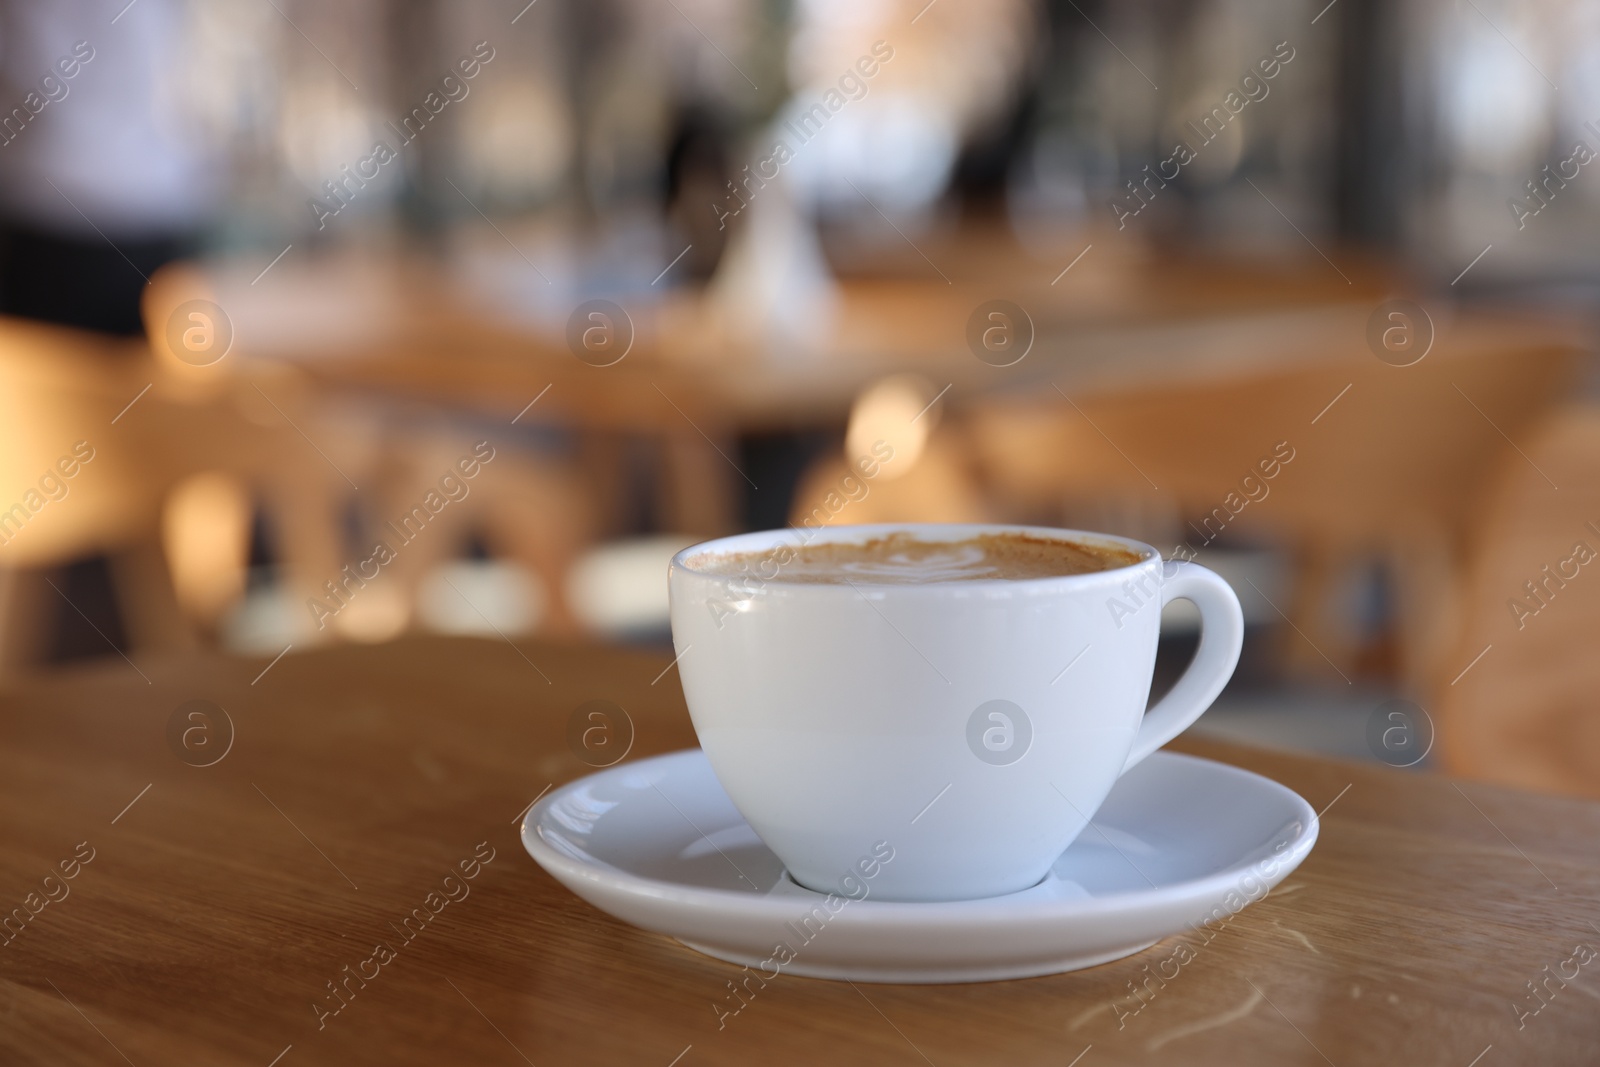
689,531 -> 1142,584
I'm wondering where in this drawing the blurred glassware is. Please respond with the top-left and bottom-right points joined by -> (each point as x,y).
418,559 -> 545,637
163,472 -> 252,632
784,0 -> 1037,224
706,174 -> 838,357
458,74 -> 577,205
565,535 -> 696,637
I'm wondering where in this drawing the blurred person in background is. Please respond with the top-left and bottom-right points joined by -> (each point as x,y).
0,0 -> 220,662
0,0 -> 218,336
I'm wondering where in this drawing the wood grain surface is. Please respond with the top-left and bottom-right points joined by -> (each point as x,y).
1,636 -> 1596,1065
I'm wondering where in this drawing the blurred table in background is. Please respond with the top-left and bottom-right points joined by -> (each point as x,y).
2,636 -> 1597,1065
168,230 -> 1594,689
193,229 -> 1410,434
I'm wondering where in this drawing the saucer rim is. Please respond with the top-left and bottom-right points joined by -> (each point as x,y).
521,747 -> 1319,925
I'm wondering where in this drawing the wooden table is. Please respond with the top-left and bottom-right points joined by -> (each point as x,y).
3,637 -> 1597,1064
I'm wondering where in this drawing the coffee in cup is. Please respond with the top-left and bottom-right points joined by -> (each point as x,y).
685,529 -> 1142,584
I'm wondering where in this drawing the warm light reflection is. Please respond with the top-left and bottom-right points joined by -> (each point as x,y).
163,472 -> 250,626
846,374 -> 937,481
333,582 -> 410,644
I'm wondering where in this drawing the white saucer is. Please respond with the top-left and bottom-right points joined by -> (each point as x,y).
522,749 -> 1318,983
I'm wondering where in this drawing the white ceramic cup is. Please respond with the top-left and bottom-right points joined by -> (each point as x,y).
668,523 -> 1244,902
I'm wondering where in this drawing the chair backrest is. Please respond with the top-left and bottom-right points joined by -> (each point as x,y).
0,316 -> 155,566
968,308 -> 1585,557
1436,406 -> 1600,799
0,304 -> 359,654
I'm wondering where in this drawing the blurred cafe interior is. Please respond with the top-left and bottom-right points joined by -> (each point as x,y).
1,0 -> 1598,800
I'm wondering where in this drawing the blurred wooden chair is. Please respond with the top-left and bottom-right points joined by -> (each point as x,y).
1435,406 -> 1600,799
966,308 -> 1586,689
0,315 -> 295,666
144,264 -> 386,643
345,429 -> 597,639
145,262 -> 604,643
0,264 -> 382,676
0,316 -> 181,674
128,380 -> 371,644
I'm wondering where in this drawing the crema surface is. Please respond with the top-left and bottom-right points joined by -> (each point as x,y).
688,532 -> 1142,584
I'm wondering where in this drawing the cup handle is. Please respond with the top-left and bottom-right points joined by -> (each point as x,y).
1120,561 -> 1245,775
